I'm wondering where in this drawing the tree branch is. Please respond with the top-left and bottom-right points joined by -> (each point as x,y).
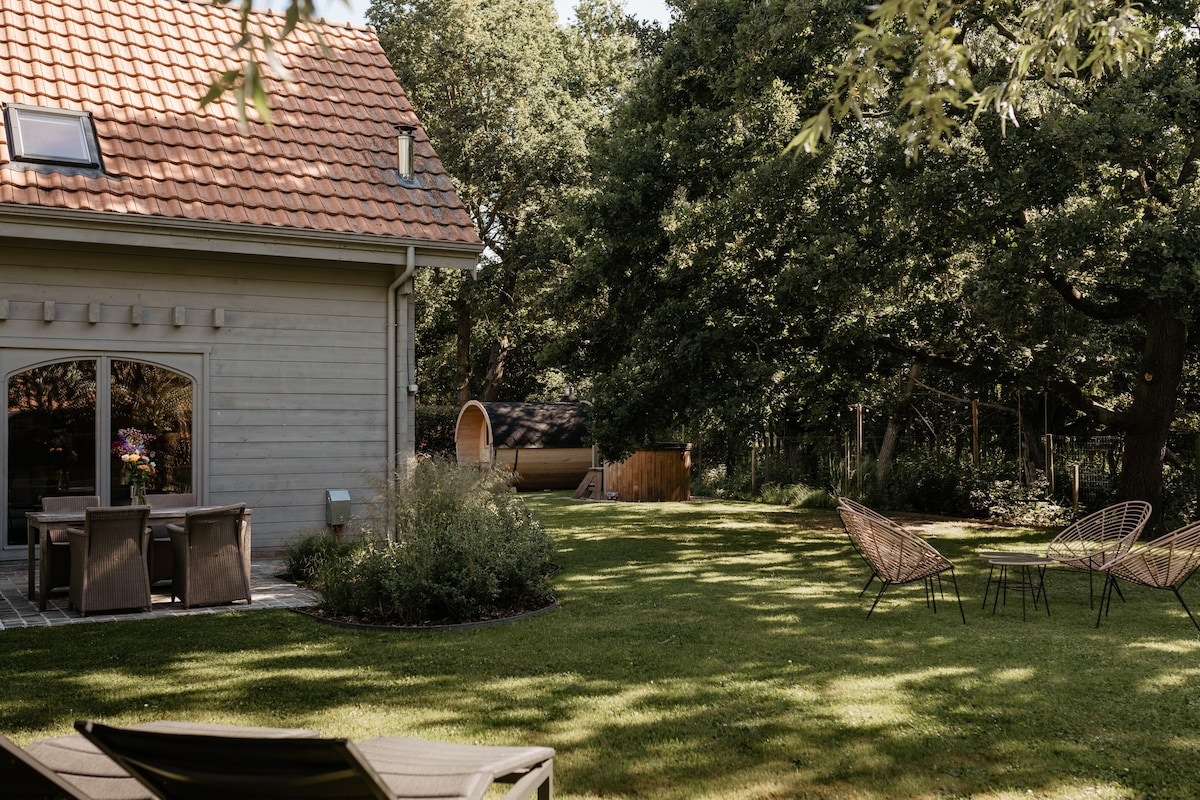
1177,128 -> 1200,187
874,335 -> 1019,383
912,379 -> 1014,413
1041,268 -> 1140,321
1050,378 -> 1131,431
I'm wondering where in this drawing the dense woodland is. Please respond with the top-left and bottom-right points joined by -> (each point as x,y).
240,0 -> 1200,524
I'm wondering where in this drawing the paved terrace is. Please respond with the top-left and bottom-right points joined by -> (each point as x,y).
0,560 -> 318,631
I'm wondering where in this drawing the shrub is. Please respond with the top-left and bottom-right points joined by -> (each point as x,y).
280,529 -> 350,586
415,404 -> 459,458
316,458 -> 556,625
758,482 -> 838,508
692,465 -> 752,500
966,477 -> 1072,526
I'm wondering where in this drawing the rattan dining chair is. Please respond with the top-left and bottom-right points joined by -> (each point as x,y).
67,506 -> 152,615
144,493 -> 198,587
1096,519 -> 1200,631
38,495 -> 101,601
167,503 -> 250,609
1046,500 -> 1152,607
836,501 -> 966,623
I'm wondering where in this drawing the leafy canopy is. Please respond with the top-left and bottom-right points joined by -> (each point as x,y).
793,0 -> 1153,158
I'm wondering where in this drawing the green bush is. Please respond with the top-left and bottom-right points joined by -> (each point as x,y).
692,465 -> 751,500
280,529 -> 350,586
758,482 -> 838,508
316,458 -> 556,625
966,477 -> 1072,526
415,404 -> 459,458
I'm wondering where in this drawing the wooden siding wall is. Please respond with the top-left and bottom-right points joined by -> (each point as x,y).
0,241 -> 407,557
605,448 -> 692,502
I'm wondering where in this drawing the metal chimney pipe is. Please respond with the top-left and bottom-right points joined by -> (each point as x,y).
396,125 -> 416,179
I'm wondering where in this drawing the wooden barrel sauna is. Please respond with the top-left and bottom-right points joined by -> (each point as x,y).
455,400 -> 593,491
604,443 -> 692,502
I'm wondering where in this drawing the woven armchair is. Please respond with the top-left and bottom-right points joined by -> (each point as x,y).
67,505 -> 152,615
1046,500 -> 1152,607
836,502 -> 965,623
837,498 -> 904,597
144,492 -> 198,586
38,494 -> 101,600
167,503 -> 250,609
1096,519 -> 1200,631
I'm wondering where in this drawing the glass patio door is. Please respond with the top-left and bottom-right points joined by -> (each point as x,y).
5,357 -> 194,548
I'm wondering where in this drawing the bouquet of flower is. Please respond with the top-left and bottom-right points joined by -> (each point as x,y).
113,427 -> 156,503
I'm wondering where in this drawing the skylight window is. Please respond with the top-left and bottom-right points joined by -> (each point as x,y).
3,103 -> 101,168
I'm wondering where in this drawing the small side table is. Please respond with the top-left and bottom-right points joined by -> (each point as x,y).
979,551 -> 1053,620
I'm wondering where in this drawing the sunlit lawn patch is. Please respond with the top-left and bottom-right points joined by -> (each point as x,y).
3,495 -> 1199,798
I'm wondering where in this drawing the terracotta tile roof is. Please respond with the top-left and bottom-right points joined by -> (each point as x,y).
0,0 -> 481,248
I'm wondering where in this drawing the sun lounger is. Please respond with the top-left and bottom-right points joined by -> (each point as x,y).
54,721 -> 556,800
1,733 -> 91,800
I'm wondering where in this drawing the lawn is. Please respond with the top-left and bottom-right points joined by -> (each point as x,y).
3,494 -> 1200,799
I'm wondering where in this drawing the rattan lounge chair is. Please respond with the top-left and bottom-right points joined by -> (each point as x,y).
836,498 -> 927,597
1095,519 -> 1200,631
1,733 -> 92,800
166,503 -> 250,609
74,721 -> 555,800
1046,500 -> 1152,607
67,506 -> 152,615
37,495 -> 102,604
837,498 -> 884,596
836,502 -> 966,623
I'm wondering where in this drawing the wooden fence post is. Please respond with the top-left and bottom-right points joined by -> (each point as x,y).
972,400 -> 979,470
1072,463 -> 1080,513
856,403 -> 863,495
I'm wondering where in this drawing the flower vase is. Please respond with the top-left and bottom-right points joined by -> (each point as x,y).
132,484 -> 146,505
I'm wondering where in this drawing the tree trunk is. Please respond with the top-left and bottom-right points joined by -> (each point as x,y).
480,335 -> 511,401
1118,302 -> 1188,530
876,364 -> 920,484
1019,394 -> 1045,486
454,292 -> 472,408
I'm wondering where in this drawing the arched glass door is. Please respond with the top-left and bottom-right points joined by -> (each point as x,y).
5,357 -> 194,548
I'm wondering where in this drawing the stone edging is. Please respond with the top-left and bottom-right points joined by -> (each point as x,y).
288,597 -> 559,633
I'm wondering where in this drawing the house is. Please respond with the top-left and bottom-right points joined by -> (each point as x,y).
0,0 -> 483,561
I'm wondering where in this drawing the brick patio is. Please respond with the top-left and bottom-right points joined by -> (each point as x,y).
0,559 -> 317,631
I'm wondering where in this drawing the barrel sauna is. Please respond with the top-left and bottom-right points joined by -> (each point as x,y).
455,401 -> 593,491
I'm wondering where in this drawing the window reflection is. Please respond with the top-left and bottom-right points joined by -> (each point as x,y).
6,361 -> 97,546
109,361 -> 193,504
5,358 -> 195,547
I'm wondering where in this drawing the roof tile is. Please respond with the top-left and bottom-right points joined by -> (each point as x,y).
0,0 -> 480,248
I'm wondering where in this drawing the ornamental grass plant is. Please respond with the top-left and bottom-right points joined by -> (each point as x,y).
316,458 -> 556,625
4,495 -> 1200,798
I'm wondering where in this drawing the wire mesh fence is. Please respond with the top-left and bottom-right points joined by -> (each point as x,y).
1046,435 -> 1123,509
692,419 -> 1199,516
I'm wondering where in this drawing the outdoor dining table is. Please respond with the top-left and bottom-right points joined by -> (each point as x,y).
25,506 -> 252,611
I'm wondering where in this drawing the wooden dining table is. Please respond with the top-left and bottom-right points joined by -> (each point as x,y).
25,506 -> 252,611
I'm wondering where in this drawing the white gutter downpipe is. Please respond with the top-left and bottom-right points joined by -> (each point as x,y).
386,245 -> 417,486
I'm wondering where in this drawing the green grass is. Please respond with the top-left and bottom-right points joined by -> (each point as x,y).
4,495 -> 1200,799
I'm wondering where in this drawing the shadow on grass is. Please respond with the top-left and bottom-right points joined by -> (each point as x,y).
3,495 -> 1200,799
